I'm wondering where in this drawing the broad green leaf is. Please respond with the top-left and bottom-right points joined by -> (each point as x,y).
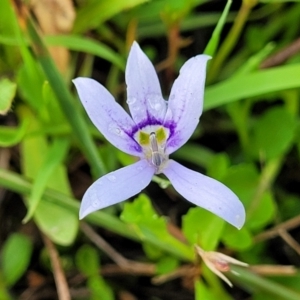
0,118 -> 29,147
18,106 -> 78,245
1,233 -> 32,286
222,226 -> 253,250
250,106 -> 296,160
23,138 -> 70,223
182,207 -> 224,250
76,245 -> 100,277
33,187 -> 78,246
45,35 -> 125,70
204,64 -> 300,110
204,0 -> 232,56
0,78 -> 16,115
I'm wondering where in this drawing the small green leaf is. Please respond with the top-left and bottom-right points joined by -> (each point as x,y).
0,118 -> 29,147
156,256 -> 179,275
121,194 -> 193,260
34,198 -> 78,246
121,194 -> 166,234
222,163 -> 259,208
1,233 -> 32,286
142,243 -> 164,260
247,192 -> 276,230
23,138 -> 70,223
222,226 -> 253,251
182,207 -> 224,251
88,276 -> 114,300
250,106 -> 296,160
195,280 -> 218,300
0,78 -> 16,115
76,245 -> 100,277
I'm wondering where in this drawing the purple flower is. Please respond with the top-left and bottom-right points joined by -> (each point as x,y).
73,42 -> 245,229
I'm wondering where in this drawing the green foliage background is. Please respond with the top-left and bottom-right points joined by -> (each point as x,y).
1,0 -> 300,299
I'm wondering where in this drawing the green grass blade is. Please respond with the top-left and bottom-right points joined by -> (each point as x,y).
204,0 -> 232,56
26,17 -> 106,177
230,266 -> 300,300
204,64 -> 300,110
45,35 -> 125,71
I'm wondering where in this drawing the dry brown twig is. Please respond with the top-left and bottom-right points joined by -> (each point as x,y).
80,222 -> 156,275
260,37 -> 300,69
42,234 -> 71,300
250,264 -> 297,276
278,229 -> 300,256
254,215 -> 300,243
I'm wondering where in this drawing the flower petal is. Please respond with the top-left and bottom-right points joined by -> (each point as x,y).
73,77 -> 142,156
162,160 -> 245,229
79,159 -> 155,219
126,42 -> 166,124
164,55 -> 211,154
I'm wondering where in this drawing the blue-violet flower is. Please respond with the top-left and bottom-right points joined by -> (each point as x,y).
73,42 -> 245,229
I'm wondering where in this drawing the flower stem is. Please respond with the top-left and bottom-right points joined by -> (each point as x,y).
207,0 -> 257,83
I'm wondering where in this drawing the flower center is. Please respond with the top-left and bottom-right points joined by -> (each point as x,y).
149,132 -> 163,167
134,125 -> 169,173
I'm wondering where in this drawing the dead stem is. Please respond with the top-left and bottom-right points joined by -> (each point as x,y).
260,38 -> 300,68
254,215 -> 300,242
42,234 -> 71,300
250,264 -> 296,276
80,222 -> 156,274
152,265 -> 197,285
278,229 -> 300,256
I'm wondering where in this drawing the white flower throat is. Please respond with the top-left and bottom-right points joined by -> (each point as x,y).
135,125 -> 169,173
